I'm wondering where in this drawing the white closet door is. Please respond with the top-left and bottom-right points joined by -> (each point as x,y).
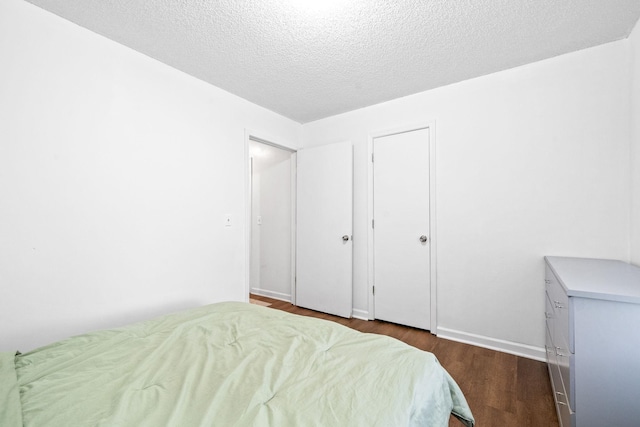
296,142 -> 353,318
374,128 -> 430,329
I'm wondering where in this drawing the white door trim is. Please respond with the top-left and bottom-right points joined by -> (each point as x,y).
244,129 -> 297,303
290,152 -> 297,305
367,122 -> 437,332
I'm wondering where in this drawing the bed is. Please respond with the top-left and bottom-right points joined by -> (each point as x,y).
1,302 -> 474,426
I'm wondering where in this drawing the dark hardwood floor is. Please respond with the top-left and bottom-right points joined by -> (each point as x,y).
250,294 -> 559,427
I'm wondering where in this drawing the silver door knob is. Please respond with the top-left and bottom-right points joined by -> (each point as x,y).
342,235 -> 350,242
419,235 -> 428,243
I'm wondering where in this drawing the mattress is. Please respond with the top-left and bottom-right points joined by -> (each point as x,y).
1,302 -> 474,426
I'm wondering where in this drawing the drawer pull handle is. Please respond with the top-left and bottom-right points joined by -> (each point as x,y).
555,347 -> 566,357
545,279 -> 551,284
554,301 -> 565,309
555,390 -> 569,406
545,312 -> 553,319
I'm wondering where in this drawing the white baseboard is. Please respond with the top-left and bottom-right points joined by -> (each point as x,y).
250,288 -> 291,302
351,309 -> 369,321
436,327 -> 546,362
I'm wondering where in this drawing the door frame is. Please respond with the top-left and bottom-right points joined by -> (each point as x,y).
244,129 -> 297,304
367,122 -> 437,331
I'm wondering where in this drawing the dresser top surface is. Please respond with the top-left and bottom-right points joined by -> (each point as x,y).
545,256 -> 640,304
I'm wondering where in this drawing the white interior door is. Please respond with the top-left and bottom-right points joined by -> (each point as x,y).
296,141 -> 353,318
373,128 -> 430,329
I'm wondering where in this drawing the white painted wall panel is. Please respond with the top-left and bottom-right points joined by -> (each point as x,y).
0,0 -> 301,352
630,19 -> 640,266
302,41 -> 631,351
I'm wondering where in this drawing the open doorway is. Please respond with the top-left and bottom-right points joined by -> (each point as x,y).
248,137 -> 296,303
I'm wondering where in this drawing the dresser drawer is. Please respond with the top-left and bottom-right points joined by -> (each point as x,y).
545,265 -> 572,353
546,322 -> 574,413
556,389 -> 574,427
556,345 -> 574,410
545,291 -> 568,354
545,322 -> 555,364
547,343 -> 574,426
545,291 -> 555,340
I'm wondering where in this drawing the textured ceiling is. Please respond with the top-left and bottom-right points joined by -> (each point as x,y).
25,0 -> 640,123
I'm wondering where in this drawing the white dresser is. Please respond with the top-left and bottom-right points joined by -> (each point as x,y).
544,256 -> 640,427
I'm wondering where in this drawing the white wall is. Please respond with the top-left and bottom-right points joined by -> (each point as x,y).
0,0 -> 301,351
302,40 -> 631,357
630,20 -> 640,266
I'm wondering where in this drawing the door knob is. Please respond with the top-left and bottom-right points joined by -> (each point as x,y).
419,235 -> 428,243
342,235 -> 350,242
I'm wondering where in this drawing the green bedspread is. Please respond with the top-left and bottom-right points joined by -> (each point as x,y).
1,302 -> 474,426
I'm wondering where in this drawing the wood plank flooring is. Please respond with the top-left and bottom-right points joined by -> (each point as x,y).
250,294 -> 559,427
